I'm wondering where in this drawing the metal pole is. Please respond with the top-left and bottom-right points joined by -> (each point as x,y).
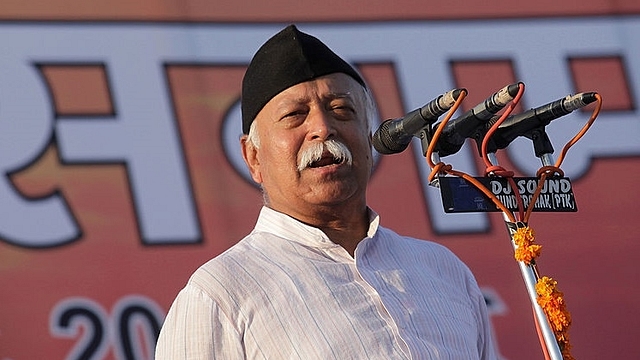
539,153 -> 554,167
506,222 -> 564,360
487,152 -> 564,359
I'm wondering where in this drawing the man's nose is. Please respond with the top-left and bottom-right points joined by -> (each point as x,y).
306,108 -> 337,141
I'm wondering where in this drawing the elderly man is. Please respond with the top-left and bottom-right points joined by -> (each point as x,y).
155,24 -> 498,359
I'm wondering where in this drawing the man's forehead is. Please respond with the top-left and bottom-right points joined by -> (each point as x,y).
271,74 -> 363,104
276,91 -> 356,104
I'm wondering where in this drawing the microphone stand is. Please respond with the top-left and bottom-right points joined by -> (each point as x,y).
486,151 -> 564,360
413,85 -> 603,360
420,123 -> 568,359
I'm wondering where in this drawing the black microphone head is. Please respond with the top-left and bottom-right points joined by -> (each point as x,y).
451,88 -> 465,101
506,82 -> 524,98
583,92 -> 598,104
372,119 -> 411,154
373,89 -> 466,155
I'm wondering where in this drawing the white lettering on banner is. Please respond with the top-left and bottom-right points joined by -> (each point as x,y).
0,19 -> 639,246
0,26 -> 203,247
0,52 -> 80,246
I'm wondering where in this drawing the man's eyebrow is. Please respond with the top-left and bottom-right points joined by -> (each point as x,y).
274,92 -> 355,109
325,92 -> 354,100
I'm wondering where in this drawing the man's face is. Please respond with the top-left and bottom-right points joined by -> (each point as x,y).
241,73 -> 373,218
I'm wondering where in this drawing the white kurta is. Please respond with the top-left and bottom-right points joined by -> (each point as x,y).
156,206 -> 497,359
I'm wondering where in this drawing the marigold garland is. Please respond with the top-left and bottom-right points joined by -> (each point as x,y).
511,225 -> 574,359
512,226 -> 542,265
536,276 -> 574,360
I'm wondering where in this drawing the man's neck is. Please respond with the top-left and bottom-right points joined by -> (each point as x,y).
271,203 -> 369,256
321,225 -> 366,257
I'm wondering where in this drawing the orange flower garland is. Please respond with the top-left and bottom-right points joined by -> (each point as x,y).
512,226 -> 542,265
511,225 -> 574,359
536,276 -> 574,360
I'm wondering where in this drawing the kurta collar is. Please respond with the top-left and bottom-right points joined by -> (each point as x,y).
252,206 -> 380,250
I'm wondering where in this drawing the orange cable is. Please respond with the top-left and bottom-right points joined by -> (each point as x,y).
425,89 -> 468,170
555,93 -> 602,168
523,166 -> 564,223
481,83 -> 526,220
509,177 -> 526,222
424,86 -> 525,223
447,168 -> 517,222
533,306 -> 553,360
524,92 -> 601,223
481,82 -> 526,168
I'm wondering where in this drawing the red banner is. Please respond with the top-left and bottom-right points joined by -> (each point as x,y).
1,2 -> 639,359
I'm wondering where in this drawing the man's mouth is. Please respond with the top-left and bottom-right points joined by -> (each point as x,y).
297,140 -> 353,172
308,155 -> 344,168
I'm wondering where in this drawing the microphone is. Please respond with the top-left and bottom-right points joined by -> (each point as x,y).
490,92 -> 598,150
372,88 -> 464,154
436,82 -> 522,157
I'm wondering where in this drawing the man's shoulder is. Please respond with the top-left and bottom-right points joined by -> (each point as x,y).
190,230 -> 296,282
185,233 -> 273,298
374,225 -> 470,270
376,225 -> 453,254
193,233 -> 261,273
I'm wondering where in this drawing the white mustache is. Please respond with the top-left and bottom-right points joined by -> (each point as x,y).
297,140 -> 353,171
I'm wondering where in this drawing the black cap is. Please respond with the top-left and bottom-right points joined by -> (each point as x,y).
241,25 -> 366,134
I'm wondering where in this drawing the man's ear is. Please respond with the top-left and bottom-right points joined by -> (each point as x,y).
240,135 -> 263,184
